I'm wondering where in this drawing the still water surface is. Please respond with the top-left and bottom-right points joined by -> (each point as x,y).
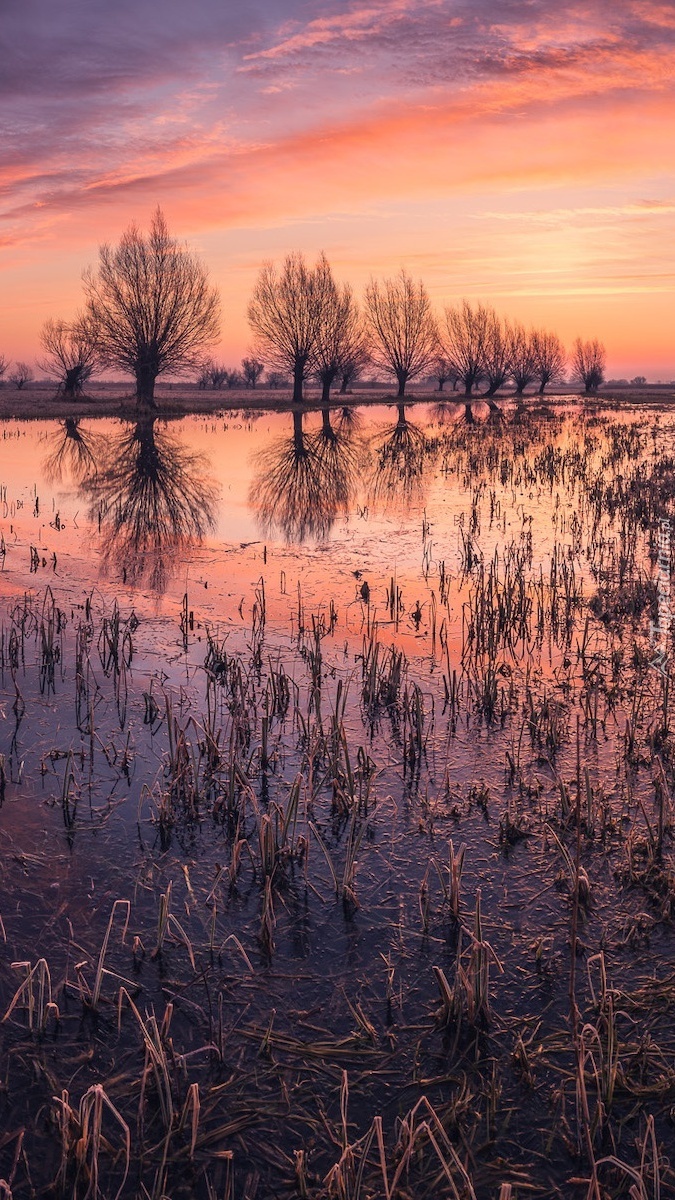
1,399 -> 674,1197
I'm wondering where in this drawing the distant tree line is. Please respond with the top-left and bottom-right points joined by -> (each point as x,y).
1,210 -> 621,406
197,357 -> 264,390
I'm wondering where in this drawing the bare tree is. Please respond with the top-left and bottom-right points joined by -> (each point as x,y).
482,310 -> 511,397
197,360 -> 213,389
0,355 -> 7,385
9,362 -> 34,390
314,262 -> 363,403
83,209 -> 220,407
338,335 -> 369,394
508,322 -> 537,395
197,361 -> 229,388
242,357 -> 264,388
225,369 -> 243,389
442,302 -> 490,397
532,330 -> 566,394
364,270 -> 438,397
38,317 -> 97,397
212,364 -> 229,388
248,252 -> 329,403
433,355 -> 460,392
573,338 -> 606,393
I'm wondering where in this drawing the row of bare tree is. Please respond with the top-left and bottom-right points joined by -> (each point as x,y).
3,210 -> 607,406
248,254 -> 607,402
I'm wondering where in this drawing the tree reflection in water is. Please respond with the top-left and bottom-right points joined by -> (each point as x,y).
43,417 -> 102,485
250,407 -> 360,542
313,405 -> 360,509
84,416 -> 218,592
432,400 -> 500,427
369,402 -> 434,507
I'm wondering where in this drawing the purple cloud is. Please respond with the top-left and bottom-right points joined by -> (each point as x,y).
1,0 -> 674,247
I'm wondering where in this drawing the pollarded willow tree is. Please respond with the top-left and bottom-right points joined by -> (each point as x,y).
314,262 -> 364,403
442,301 -> 490,397
9,362 -> 34,390
508,322 -> 538,395
38,317 -> 97,397
482,309 -> 511,397
532,330 -> 566,394
433,355 -> 460,392
364,270 -> 438,397
242,357 -> 264,388
83,209 -> 221,407
338,334 -> 369,394
248,252 -> 329,403
573,337 -> 606,394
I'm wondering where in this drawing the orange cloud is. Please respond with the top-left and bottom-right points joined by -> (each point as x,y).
1,1 -> 674,377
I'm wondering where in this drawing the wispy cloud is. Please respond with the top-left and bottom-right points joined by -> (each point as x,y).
1,1 -> 674,372
3,0 -> 674,238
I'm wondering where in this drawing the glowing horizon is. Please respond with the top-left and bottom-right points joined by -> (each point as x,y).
2,0 -> 674,379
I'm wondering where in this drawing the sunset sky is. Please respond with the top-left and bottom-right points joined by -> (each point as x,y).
2,0 -> 675,378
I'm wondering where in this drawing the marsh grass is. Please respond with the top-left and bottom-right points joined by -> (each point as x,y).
1,405 -> 675,1197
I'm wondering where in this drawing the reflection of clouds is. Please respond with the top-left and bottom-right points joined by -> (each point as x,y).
83,416 -> 218,593
42,418 -> 102,485
250,408 -> 360,543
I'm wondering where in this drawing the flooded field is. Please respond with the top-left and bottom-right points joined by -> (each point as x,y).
1,398 -> 675,1199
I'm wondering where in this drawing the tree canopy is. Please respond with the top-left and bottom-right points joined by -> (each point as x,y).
83,209 -> 220,406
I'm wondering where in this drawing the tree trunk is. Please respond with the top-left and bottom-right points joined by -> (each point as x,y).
464,381 -> 473,397
64,367 -> 80,398
321,377 -> 331,404
339,376 -> 348,394
538,381 -> 546,395
438,380 -> 444,392
135,364 -> 158,407
293,361 -> 305,404
397,374 -> 407,398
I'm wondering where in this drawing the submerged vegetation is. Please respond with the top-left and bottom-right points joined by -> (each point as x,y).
0,399 -> 675,1198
